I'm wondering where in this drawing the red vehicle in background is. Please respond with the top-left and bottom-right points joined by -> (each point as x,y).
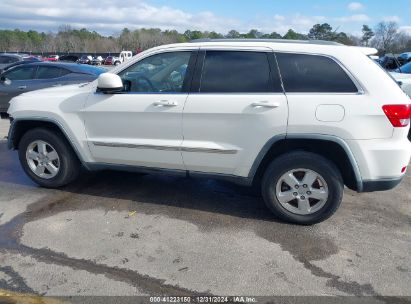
44,55 -> 59,62
104,56 -> 113,65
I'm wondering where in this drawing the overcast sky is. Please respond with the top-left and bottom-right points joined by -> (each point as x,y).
0,0 -> 410,36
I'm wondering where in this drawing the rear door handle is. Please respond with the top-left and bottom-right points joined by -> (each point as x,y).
18,85 -> 27,90
153,100 -> 178,107
251,101 -> 279,108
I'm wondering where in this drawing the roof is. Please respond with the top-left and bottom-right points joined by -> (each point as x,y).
190,38 -> 342,46
0,53 -> 27,58
24,62 -> 107,75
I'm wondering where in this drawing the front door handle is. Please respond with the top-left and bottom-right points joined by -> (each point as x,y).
18,85 -> 27,90
153,100 -> 178,107
251,101 -> 279,108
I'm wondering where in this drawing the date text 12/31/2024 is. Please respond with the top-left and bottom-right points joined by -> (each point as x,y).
150,296 -> 257,303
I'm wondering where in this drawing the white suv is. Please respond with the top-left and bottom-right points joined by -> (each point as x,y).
6,39 -> 411,224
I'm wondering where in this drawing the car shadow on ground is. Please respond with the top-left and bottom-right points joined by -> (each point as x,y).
0,142 -> 280,224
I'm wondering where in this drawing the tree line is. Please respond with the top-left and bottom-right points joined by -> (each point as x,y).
0,22 -> 410,55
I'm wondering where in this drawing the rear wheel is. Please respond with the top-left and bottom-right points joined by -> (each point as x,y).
18,128 -> 80,188
261,151 -> 343,225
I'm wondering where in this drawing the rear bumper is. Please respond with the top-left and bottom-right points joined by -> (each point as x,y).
347,137 -> 411,182
361,176 -> 404,192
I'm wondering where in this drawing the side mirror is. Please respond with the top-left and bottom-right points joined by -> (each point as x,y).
0,76 -> 11,85
97,73 -> 123,93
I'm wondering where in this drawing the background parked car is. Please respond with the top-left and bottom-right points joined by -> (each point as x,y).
113,51 -> 133,65
104,56 -> 114,65
91,56 -> 103,65
398,52 -> 411,65
390,63 -> 411,98
395,61 -> 411,74
59,55 -> 79,62
0,53 -> 29,72
0,62 -> 105,116
77,55 -> 92,64
377,54 -> 402,71
44,55 -> 59,62
0,56 -> 41,73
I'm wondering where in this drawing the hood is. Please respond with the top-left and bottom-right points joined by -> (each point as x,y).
20,82 -> 95,97
7,81 -> 97,117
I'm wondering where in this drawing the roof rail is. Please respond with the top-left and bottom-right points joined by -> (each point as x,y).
189,38 -> 342,46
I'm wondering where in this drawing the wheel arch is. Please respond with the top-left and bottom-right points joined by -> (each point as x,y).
8,118 -> 88,168
250,134 -> 363,192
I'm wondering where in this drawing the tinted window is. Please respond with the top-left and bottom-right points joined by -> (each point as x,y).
200,51 -> 279,93
118,51 -> 191,93
36,66 -> 65,79
0,56 -> 19,64
3,66 -> 35,80
276,53 -> 358,93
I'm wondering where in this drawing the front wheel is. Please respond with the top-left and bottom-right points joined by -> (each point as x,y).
261,151 -> 343,225
18,128 -> 80,188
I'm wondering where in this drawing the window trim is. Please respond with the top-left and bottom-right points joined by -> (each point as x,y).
191,49 -> 284,94
109,50 -> 198,95
274,51 -> 365,95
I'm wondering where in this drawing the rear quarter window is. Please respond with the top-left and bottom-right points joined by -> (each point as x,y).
276,53 -> 358,93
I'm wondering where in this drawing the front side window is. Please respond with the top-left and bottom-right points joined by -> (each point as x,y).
118,51 -> 191,93
199,51 -> 279,93
276,53 -> 358,93
3,66 -> 36,80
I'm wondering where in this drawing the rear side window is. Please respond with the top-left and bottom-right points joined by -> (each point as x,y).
276,53 -> 358,93
199,51 -> 281,93
36,66 -> 67,79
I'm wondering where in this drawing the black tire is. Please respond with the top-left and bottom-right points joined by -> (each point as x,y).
18,128 -> 80,188
261,151 -> 343,225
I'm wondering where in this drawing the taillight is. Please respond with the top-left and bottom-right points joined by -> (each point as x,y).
382,104 -> 411,127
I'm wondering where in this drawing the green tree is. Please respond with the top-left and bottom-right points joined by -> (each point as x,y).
226,30 -> 241,38
244,29 -> 263,38
308,23 -> 334,40
283,29 -> 307,40
361,25 -> 374,46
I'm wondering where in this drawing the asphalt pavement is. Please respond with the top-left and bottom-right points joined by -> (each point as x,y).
0,118 -> 410,302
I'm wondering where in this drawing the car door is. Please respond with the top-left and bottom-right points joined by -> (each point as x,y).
82,49 -> 197,170
182,48 -> 289,177
0,65 -> 36,109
